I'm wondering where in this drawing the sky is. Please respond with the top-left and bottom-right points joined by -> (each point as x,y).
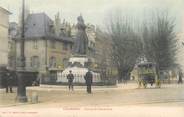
0,0 -> 184,32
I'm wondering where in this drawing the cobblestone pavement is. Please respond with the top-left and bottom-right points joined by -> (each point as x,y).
0,82 -> 184,117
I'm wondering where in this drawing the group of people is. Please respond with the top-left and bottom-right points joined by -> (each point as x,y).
67,70 -> 93,93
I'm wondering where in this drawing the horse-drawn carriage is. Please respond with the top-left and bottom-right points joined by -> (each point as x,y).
136,62 -> 161,88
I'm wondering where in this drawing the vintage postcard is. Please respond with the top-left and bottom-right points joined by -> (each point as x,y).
0,0 -> 184,117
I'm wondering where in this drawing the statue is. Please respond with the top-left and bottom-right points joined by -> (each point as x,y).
73,15 -> 88,55
57,16 -> 102,84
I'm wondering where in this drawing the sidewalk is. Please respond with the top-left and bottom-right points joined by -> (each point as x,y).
27,82 -> 184,91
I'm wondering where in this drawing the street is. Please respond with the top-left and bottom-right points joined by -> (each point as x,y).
0,82 -> 184,117
1,82 -> 184,107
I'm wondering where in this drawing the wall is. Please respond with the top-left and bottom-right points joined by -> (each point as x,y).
0,8 -> 9,66
176,33 -> 184,72
16,38 -> 72,72
47,39 -> 72,70
16,38 -> 46,72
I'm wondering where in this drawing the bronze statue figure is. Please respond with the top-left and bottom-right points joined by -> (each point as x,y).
73,15 -> 88,55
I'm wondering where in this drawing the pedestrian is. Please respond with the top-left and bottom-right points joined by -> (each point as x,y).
67,70 -> 74,91
84,70 -> 93,94
4,71 -> 14,93
178,71 -> 183,84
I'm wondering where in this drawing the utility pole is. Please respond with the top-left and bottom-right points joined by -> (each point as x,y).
17,0 -> 27,102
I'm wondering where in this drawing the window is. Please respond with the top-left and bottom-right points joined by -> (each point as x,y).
33,40 -> 38,49
49,56 -> 56,68
51,41 -> 56,49
31,56 -> 39,68
63,43 -> 68,51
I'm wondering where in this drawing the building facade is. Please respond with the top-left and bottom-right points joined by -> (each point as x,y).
11,13 -> 73,83
176,13 -> 184,73
176,33 -> 184,72
0,7 -> 10,67
0,7 -> 10,88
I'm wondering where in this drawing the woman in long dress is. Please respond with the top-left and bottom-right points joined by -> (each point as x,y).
74,15 -> 88,55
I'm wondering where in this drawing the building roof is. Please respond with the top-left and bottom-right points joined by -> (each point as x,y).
15,13 -> 73,43
0,6 -> 11,14
46,34 -> 74,43
24,13 -> 53,38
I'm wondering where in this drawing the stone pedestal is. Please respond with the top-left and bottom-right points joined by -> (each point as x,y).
31,91 -> 38,103
57,55 -> 101,84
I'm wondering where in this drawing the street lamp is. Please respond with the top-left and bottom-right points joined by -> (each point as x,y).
17,0 -> 27,102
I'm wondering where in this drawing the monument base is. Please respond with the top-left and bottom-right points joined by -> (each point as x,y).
57,55 -> 101,84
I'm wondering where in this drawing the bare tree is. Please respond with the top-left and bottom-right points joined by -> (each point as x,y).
107,13 -> 142,82
95,28 -> 114,81
142,11 -> 177,78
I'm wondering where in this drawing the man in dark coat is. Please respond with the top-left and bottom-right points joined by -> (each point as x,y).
84,70 -> 93,93
4,71 -> 13,93
67,70 -> 74,91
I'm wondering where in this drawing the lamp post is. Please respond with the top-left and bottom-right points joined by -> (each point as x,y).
17,0 -> 27,102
